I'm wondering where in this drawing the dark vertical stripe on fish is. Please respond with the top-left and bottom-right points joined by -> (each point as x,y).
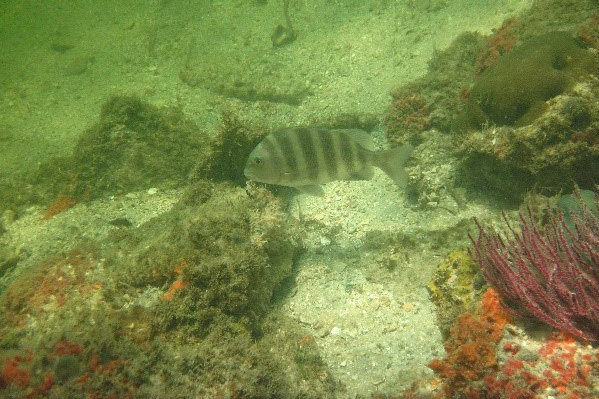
329,131 -> 347,179
262,135 -> 284,172
309,129 -> 328,182
352,137 -> 366,172
276,132 -> 298,174
356,144 -> 368,170
319,129 -> 338,181
288,128 -> 309,182
338,132 -> 357,175
296,127 -> 319,181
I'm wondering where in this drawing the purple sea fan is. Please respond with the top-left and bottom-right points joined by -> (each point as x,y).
469,194 -> 599,342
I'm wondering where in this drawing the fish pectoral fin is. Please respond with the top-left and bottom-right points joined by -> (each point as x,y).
295,184 -> 325,196
349,166 -> 374,181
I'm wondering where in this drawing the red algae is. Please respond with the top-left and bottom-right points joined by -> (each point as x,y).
475,17 -> 519,75
53,340 -> 82,356
0,249 -> 96,326
29,374 -> 54,397
0,356 -> 31,389
428,288 -> 510,398
428,287 -> 598,398
487,331 -> 597,398
161,259 -> 188,300
43,193 -> 77,220
162,280 -> 187,300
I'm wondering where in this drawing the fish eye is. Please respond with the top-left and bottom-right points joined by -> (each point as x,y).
254,157 -> 262,165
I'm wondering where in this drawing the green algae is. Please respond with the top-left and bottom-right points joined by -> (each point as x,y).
55,95 -> 203,199
190,110 -> 266,186
101,182 -> 334,397
54,355 -> 81,383
0,95 -> 205,216
138,182 -> 299,337
0,181 -> 335,398
427,250 -> 486,338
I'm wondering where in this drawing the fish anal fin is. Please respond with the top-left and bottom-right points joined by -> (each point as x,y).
296,185 -> 325,196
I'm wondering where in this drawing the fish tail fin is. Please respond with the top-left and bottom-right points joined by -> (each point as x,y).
373,144 -> 413,188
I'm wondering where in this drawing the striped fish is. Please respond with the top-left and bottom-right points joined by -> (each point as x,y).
244,127 -> 413,195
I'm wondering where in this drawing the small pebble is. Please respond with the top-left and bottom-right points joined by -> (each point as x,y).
65,56 -> 92,76
108,217 -> 132,228
331,326 -> 341,335
320,236 -> 331,246
147,187 -> 158,195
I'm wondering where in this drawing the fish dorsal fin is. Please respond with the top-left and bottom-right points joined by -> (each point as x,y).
335,129 -> 375,151
295,184 -> 325,196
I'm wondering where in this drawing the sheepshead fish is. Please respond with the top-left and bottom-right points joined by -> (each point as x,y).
244,127 -> 413,195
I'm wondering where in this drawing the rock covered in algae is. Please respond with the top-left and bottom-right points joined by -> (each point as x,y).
0,181 -> 335,398
465,31 -> 598,128
381,12 -> 599,203
459,77 -> 599,200
427,250 -> 486,338
120,181 -> 301,337
117,182 -> 336,397
0,96 -> 206,215
35,95 -> 204,202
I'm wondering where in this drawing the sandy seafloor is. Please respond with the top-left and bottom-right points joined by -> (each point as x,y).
0,0 -> 539,397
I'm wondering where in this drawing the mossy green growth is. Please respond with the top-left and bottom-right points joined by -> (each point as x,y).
54,355 -> 81,383
114,182 -> 337,396
136,313 -> 335,398
465,31 -> 598,128
121,181 -> 300,338
427,250 -> 486,339
191,110 -> 266,186
34,95 -> 204,203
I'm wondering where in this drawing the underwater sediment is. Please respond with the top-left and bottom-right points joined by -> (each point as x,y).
0,0 -> 598,398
